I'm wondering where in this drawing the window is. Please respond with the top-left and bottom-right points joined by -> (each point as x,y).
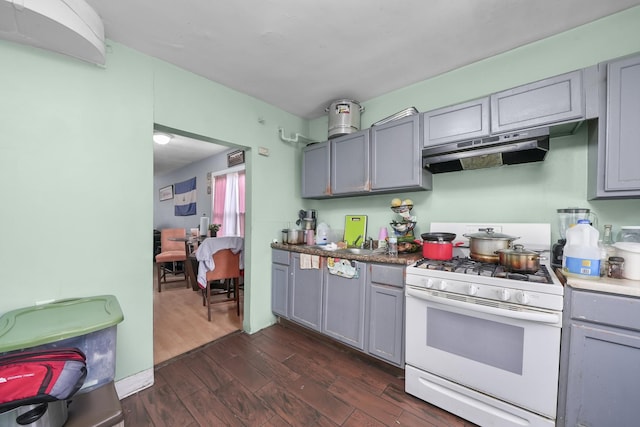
211,170 -> 245,237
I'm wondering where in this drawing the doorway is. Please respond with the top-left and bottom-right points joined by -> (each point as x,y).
152,127 -> 247,365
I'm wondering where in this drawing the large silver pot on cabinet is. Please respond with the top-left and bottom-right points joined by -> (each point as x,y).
463,228 -> 519,263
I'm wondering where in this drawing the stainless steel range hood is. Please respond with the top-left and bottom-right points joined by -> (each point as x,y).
422,127 -> 550,173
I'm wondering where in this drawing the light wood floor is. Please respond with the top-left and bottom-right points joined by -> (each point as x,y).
153,269 -> 242,365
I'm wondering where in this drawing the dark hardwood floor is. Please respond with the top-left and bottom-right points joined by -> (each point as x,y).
122,322 -> 476,426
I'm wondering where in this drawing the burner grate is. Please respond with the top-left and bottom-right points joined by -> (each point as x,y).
413,258 -> 554,284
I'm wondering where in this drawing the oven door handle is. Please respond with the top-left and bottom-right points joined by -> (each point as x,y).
406,288 -> 560,324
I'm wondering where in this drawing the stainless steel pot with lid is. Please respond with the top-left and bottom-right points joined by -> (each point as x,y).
496,244 -> 542,273
463,228 -> 520,263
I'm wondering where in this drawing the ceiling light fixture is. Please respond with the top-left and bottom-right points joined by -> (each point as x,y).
153,132 -> 172,145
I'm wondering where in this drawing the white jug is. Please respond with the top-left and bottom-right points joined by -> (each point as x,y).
563,219 -> 601,279
316,223 -> 330,245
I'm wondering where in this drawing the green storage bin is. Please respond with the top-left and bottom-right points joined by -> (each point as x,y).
0,295 -> 124,394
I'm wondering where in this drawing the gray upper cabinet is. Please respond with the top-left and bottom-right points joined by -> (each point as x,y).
271,249 -> 290,318
422,97 -> 490,147
302,141 -> 331,199
371,114 -> 432,192
367,264 -> 405,367
491,70 -> 584,134
290,253 -> 324,331
330,129 -> 371,195
322,262 -> 367,350
588,54 -> 640,199
558,286 -> 640,426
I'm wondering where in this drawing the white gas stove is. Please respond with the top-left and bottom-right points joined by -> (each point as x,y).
407,222 -> 563,309
405,223 -> 564,427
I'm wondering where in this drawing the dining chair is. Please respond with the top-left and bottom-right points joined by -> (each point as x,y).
155,228 -> 188,292
202,249 -> 241,320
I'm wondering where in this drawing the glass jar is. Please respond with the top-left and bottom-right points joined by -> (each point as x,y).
607,256 -> 625,279
388,237 -> 398,257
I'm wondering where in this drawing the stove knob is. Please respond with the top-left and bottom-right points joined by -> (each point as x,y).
517,291 -> 530,305
467,285 -> 478,296
499,289 -> 511,301
424,278 -> 434,289
438,281 -> 448,291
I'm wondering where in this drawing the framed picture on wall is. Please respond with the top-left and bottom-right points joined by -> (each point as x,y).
159,185 -> 174,201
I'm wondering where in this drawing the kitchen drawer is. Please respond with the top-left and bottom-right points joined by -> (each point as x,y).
370,264 -> 404,288
571,289 -> 640,332
272,249 -> 290,265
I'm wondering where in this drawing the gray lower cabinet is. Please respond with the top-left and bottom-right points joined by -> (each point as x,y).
422,97 -> 490,147
490,70 -> 584,134
322,261 -> 366,350
290,253 -> 324,331
367,264 -> 404,366
558,285 -> 640,426
301,141 -> 331,199
271,251 -> 406,368
588,53 -> 640,199
371,114 -> 432,192
271,249 -> 290,318
331,129 -> 371,196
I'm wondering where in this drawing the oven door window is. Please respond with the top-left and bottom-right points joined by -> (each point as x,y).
428,308 -> 524,374
405,291 -> 560,418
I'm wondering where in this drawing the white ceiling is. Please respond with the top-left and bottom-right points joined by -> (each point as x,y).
153,133 -> 228,176
82,0 -> 640,174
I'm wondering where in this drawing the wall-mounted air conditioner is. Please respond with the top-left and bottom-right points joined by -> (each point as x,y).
0,0 -> 105,65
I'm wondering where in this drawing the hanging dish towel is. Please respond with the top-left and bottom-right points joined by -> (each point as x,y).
300,254 -> 320,269
327,257 -> 359,279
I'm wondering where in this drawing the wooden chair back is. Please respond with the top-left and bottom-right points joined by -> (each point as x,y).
160,228 -> 186,252
206,249 -> 241,282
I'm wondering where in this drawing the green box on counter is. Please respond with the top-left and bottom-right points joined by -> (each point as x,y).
0,295 -> 124,394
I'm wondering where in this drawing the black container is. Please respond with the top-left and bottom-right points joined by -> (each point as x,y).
551,239 -> 566,268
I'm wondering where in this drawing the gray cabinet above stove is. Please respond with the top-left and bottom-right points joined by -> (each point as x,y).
490,70 -> 584,134
421,70 -> 587,149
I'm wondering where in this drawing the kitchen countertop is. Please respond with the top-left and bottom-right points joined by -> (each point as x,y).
271,242 -> 423,265
565,274 -> 640,298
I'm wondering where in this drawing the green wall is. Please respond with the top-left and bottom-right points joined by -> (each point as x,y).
307,6 -> 640,244
0,39 -> 307,384
1,6 -> 639,390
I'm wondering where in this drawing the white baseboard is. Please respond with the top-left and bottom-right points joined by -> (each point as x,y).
114,368 -> 154,399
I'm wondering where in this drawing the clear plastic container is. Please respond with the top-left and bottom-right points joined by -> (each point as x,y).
388,237 -> 398,257
0,295 -> 124,394
617,226 -> 640,243
563,219 -> 601,279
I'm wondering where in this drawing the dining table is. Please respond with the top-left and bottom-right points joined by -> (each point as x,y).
168,235 -> 206,291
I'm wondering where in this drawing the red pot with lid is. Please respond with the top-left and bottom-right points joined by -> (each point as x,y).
421,232 -> 456,260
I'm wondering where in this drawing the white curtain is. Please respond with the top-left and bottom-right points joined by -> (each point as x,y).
222,172 -> 240,235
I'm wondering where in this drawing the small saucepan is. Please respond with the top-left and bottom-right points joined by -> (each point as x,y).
495,244 -> 542,273
421,232 -> 456,260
